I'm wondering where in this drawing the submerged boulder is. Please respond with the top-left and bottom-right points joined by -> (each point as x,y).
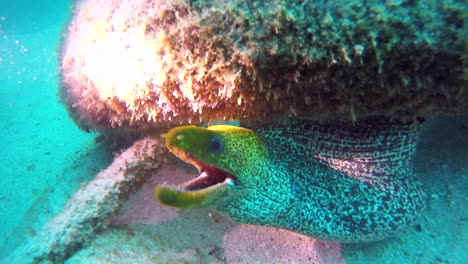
60,0 -> 466,130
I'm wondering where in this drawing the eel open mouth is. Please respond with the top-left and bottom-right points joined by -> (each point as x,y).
155,147 -> 237,208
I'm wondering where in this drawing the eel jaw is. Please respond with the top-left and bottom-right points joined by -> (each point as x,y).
155,147 -> 237,208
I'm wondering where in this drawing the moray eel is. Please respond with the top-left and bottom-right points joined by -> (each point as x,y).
155,120 -> 425,242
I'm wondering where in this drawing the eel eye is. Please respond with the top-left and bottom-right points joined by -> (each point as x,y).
209,135 -> 224,154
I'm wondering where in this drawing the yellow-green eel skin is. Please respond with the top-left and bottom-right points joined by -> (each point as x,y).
158,119 -> 426,242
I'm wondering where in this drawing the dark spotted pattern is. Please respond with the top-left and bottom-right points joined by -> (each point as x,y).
216,119 -> 425,242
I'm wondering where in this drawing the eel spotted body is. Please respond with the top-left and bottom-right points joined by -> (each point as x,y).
155,120 -> 425,242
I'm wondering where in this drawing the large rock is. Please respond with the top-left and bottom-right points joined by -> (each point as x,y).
60,0 -> 466,130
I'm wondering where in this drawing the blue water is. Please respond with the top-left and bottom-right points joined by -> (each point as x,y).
0,0 -> 102,258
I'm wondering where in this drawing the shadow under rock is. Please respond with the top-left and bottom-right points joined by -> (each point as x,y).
341,114 -> 468,263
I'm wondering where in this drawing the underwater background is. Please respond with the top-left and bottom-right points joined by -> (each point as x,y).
0,0 -> 466,263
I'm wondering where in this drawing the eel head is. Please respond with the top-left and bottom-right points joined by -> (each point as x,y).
155,125 -> 268,208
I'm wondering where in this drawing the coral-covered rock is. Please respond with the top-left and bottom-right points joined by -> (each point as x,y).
60,0 -> 467,130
